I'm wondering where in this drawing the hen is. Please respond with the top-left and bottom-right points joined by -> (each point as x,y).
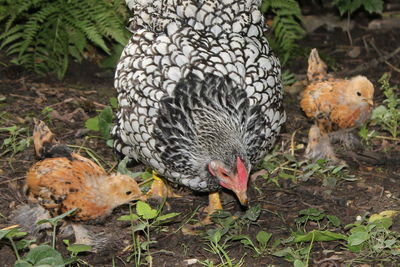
16,120 -> 143,247
113,0 -> 285,221
300,49 -> 374,164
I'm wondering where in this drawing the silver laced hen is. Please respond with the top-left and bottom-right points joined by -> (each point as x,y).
112,0 -> 286,216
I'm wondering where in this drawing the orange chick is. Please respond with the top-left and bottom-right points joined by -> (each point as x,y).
26,120 -> 143,222
300,49 -> 374,164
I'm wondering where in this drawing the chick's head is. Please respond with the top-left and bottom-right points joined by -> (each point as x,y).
103,174 -> 143,206
345,75 -> 374,106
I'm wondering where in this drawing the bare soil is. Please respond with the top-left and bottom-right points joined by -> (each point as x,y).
0,6 -> 399,267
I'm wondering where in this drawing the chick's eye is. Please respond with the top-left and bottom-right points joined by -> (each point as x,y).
125,191 -> 132,195
357,92 -> 361,96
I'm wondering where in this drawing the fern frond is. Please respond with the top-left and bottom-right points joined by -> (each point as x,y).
0,0 -> 130,79
261,0 -> 305,65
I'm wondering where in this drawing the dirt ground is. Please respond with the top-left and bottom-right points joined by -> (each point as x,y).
0,5 -> 399,267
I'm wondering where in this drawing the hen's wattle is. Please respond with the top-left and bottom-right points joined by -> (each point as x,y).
113,0 -> 285,201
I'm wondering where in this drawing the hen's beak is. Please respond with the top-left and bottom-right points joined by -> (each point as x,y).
232,188 -> 248,206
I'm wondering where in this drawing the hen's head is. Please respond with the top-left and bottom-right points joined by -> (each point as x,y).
345,76 -> 374,106
104,174 -> 143,206
208,155 -> 249,205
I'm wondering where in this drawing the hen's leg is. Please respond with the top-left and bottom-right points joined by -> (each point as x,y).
200,192 -> 223,225
305,124 -> 346,165
145,171 -> 181,199
183,192 -> 223,233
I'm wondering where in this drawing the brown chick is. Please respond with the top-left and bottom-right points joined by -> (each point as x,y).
26,120 -> 143,221
300,49 -> 374,164
16,120 -> 143,249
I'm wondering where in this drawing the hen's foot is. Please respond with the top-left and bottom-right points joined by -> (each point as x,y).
145,171 -> 181,200
182,192 -> 223,234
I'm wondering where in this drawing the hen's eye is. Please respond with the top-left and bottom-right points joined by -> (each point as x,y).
357,92 -> 361,96
220,171 -> 229,178
126,191 -> 132,195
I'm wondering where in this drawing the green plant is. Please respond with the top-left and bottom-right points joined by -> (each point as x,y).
272,208 -> 346,266
202,227 -> 245,267
198,205 -> 264,265
85,98 -> 117,147
345,213 -> 400,260
0,225 -> 77,266
15,244 -> 73,267
333,0 -> 383,45
333,0 -> 384,16
63,239 -> 91,265
0,125 -> 31,163
259,152 -> 357,189
0,0 -> 129,78
117,201 -> 180,267
37,208 -> 77,249
261,0 -> 305,65
0,225 -> 28,261
370,74 -> 400,138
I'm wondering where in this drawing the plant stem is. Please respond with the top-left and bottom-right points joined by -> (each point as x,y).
305,231 -> 315,266
52,224 -> 57,249
373,135 -> 400,141
8,237 -> 20,261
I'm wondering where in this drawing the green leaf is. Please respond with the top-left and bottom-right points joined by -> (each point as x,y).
256,231 -> 272,246
109,97 -> 118,109
209,229 -> 222,244
362,0 -> 383,14
23,244 -> 65,266
38,208 -> 77,225
299,208 -> 324,217
272,247 -> 295,259
98,106 -> 113,139
117,214 -> 139,221
0,227 -> 26,240
85,117 -> 99,131
66,243 -> 91,254
242,203 -> 261,221
327,215 -> 341,227
136,201 -> 157,220
294,230 -> 347,242
294,260 -> 307,267
348,231 -> 369,246
372,217 -> 392,230
14,260 -> 31,267
16,239 -> 35,250
156,212 -> 180,222
132,223 -> 146,232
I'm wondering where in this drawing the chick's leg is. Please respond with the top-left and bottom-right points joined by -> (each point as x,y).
305,124 -> 346,165
145,171 -> 181,199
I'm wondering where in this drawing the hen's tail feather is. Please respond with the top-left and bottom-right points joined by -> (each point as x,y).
33,119 -> 72,159
307,48 -> 328,83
